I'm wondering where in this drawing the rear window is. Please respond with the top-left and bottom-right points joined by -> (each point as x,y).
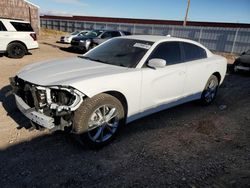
111,31 -> 121,37
181,42 -> 207,61
10,22 -> 34,32
0,21 -> 7,31
123,31 -> 132,35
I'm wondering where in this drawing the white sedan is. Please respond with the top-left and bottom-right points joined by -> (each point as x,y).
10,35 -> 227,148
60,30 -> 89,43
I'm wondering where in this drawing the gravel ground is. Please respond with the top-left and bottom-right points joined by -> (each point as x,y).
0,34 -> 249,188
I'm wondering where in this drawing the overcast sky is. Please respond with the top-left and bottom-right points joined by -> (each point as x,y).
29,0 -> 250,23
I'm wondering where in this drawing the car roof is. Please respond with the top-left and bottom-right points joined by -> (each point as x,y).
120,35 -> 181,42
122,35 -> 208,46
90,30 -> 129,33
119,35 -> 212,55
0,18 -> 30,23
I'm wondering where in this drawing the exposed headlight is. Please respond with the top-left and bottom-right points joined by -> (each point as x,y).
36,89 -> 47,107
51,89 -> 75,106
79,40 -> 85,43
34,86 -> 84,113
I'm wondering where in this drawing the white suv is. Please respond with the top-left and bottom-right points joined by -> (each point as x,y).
0,18 -> 39,58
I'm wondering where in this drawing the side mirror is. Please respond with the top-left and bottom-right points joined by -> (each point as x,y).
148,58 -> 166,69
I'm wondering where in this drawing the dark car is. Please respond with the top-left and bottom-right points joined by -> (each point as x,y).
232,50 -> 250,72
70,30 -> 131,52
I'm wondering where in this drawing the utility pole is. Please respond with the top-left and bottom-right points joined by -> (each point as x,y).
183,0 -> 190,26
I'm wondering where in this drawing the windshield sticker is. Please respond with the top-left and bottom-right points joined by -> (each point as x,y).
133,43 -> 152,50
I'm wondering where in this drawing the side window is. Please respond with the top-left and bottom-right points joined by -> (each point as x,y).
123,31 -> 132,35
0,21 -> 7,31
78,32 -> 85,36
149,42 -> 182,65
111,31 -> 121,37
10,22 -> 34,32
101,32 -> 112,39
181,42 -> 207,61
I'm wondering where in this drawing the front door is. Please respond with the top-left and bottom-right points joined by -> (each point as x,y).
140,42 -> 186,111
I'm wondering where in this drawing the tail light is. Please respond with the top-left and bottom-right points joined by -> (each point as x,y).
30,33 -> 37,41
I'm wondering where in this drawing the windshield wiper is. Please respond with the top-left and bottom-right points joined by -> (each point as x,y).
115,53 -> 129,57
78,56 -> 108,64
79,56 -> 130,67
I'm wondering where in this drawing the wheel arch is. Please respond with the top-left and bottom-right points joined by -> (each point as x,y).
103,90 -> 128,119
212,72 -> 221,84
7,40 -> 28,52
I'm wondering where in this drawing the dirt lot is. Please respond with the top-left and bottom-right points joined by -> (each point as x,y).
0,33 -> 249,188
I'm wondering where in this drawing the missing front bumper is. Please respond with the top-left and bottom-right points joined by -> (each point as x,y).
15,94 -> 55,129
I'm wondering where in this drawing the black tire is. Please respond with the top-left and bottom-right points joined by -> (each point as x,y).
73,93 -> 125,149
229,61 -> 239,74
228,64 -> 235,74
200,75 -> 219,105
7,42 -> 26,58
89,43 -> 97,50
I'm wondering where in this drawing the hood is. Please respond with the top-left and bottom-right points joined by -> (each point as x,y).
17,57 -> 130,86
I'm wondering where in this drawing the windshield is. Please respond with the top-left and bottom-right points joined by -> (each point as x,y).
78,31 -> 88,36
71,31 -> 80,35
81,38 -> 154,68
85,30 -> 103,37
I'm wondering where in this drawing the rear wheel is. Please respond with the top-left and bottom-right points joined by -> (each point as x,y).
229,61 -> 239,73
89,43 -> 97,50
7,42 -> 26,58
73,93 -> 125,149
200,75 -> 219,105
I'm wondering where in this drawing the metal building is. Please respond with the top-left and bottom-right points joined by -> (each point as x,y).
0,0 -> 40,33
41,15 -> 250,54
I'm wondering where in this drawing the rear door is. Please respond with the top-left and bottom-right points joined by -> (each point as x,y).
96,31 -> 112,44
180,42 -> 211,98
0,21 -> 8,51
97,31 -> 121,44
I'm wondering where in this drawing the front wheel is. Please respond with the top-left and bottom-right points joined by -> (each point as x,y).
73,94 -> 125,149
200,75 -> 219,105
88,43 -> 97,51
228,61 -> 239,74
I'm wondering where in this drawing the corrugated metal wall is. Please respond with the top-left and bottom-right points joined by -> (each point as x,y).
41,18 -> 250,54
0,0 -> 39,33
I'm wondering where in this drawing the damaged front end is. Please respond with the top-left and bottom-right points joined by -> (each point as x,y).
9,76 -> 84,131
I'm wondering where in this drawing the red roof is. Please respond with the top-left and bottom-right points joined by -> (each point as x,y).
40,15 -> 250,28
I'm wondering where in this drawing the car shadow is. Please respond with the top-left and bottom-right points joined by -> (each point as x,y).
0,74 -> 249,187
0,85 -> 214,187
41,42 -> 65,49
59,46 -> 83,54
0,85 -> 31,130
0,52 -> 33,58
41,42 -> 84,54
